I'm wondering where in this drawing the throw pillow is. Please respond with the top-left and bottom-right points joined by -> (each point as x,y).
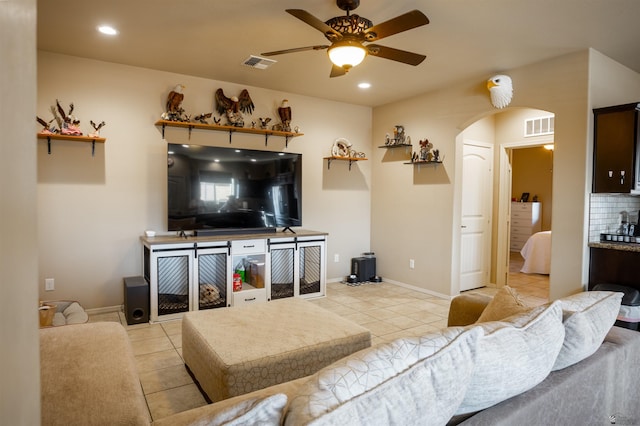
551,291 -> 623,371
456,301 -> 565,415
190,393 -> 287,426
284,326 -> 483,426
63,301 -> 88,324
476,285 -> 529,323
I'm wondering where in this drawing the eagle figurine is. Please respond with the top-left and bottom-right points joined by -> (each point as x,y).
194,112 -> 213,124
166,84 -> 185,114
487,75 -> 513,109
277,99 -> 292,132
89,120 -> 106,137
215,89 -> 254,127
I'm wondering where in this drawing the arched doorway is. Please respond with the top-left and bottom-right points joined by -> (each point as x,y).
455,107 -> 554,302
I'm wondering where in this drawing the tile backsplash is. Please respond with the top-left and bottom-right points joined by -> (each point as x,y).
589,194 -> 640,242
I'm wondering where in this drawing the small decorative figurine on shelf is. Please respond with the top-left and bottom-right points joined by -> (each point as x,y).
385,125 -> 410,146
194,112 -> 213,124
259,117 -> 271,130
411,139 -> 442,163
331,138 -> 366,158
53,99 -> 83,136
418,139 -> 433,161
88,120 -> 106,137
277,99 -> 292,132
36,116 -> 57,134
332,138 -> 351,157
162,84 -> 187,122
215,88 -> 254,128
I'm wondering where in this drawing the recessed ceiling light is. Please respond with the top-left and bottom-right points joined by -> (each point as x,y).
358,82 -> 371,89
97,25 -> 118,36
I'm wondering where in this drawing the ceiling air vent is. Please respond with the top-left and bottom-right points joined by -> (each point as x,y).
242,55 -> 277,70
524,115 -> 555,137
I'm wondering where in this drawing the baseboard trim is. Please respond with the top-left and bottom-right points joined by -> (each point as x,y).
85,305 -> 122,315
373,278 -> 453,300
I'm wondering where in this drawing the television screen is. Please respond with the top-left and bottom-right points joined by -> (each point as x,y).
167,144 -> 302,233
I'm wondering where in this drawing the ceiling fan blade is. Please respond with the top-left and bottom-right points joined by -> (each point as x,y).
261,45 -> 329,56
330,65 -> 348,78
363,10 -> 429,42
286,9 -> 343,40
367,44 -> 426,66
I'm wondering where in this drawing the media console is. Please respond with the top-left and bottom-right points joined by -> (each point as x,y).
141,229 -> 327,322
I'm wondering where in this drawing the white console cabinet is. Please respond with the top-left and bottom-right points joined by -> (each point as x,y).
142,230 -> 326,322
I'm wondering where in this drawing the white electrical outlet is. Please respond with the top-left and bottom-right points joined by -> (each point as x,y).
334,254 -> 340,263
409,259 -> 415,269
45,278 -> 55,291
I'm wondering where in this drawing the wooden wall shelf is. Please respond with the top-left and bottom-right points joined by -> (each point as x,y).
155,119 -> 303,147
404,160 -> 443,169
323,156 -> 367,171
37,132 -> 106,156
378,143 -> 412,149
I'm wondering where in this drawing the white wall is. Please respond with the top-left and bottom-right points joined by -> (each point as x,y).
1,0 -> 40,423
372,50 -> 597,299
37,51 -> 372,308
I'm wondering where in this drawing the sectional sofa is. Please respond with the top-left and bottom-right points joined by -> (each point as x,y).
40,288 -> 640,425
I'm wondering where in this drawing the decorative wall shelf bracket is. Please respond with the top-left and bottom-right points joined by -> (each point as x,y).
324,156 -> 367,171
155,120 -> 302,147
37,133 -> 106,156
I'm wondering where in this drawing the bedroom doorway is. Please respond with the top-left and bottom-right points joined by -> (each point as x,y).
503,143 -> 552,303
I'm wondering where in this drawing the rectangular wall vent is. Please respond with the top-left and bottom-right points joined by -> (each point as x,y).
242,55 -> 277,70
524,115 -> 555,137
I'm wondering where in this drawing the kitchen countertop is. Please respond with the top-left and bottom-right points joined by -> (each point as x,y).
589,241 -> 640,253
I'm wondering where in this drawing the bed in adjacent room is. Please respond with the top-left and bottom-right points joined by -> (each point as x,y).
520,230 -> 551,274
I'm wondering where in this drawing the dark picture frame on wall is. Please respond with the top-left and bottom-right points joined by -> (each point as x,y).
520,192 -> 530,202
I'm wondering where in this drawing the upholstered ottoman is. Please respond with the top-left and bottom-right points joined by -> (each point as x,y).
182,297 -> 371,402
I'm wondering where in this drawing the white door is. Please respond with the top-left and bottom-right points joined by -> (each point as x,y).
460,142 -> 493,291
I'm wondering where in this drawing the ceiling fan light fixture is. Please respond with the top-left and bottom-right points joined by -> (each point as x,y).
328,40 -> 367,69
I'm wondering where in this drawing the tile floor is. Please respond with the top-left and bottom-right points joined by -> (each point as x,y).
89,252 -> 549,421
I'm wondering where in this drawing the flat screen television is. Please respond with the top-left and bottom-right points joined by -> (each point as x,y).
167,144 -> 302,234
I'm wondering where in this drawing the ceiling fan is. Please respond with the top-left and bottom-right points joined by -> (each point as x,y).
261,0 -> 429,78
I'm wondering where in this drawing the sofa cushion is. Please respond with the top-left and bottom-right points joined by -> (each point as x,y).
190,393 -> 287,426
456,301 -> 564,415
476,285 -> 529,323
285,326 -> 483,425
552,291 -> 623,371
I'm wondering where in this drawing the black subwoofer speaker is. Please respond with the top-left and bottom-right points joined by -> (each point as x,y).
124,276 -> 149,325
351,257 -> 376,283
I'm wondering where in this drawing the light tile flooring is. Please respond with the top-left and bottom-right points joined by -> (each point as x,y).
89,253 -> 549,421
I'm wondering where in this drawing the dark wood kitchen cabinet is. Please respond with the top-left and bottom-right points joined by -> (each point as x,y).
592,103 -> 640,193
589,247 -> 640,292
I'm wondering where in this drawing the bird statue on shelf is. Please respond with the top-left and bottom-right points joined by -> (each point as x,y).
487,75 -> 513,109
54,99 -> 82,135
194,112 -> 212,124
37,116 -> 56,134
258,117 -> 271,129
89,120 -> 106,137
165,84 -> 186,121
215,88 -> 254,127
277,99 -> 292,132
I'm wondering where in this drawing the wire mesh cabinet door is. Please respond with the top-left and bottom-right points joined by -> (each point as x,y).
148,246 -> 194,322
269,241 -> 296,300
195,245 -> 230,310
297,239 -> 325,298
